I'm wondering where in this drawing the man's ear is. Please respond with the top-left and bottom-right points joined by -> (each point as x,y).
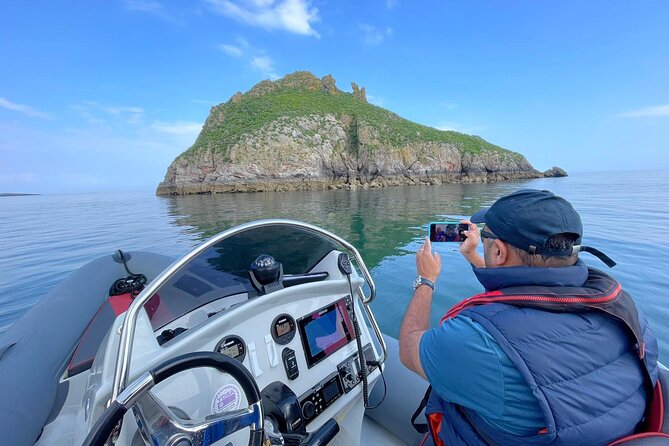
491,239 -> 509,266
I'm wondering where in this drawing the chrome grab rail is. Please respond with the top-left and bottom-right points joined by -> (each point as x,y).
111,219 -> 385,402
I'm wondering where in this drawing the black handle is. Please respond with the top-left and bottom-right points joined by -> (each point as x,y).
301,418 -> 340,446
82,401 -> 127,446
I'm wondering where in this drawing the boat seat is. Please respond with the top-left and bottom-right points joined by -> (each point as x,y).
609,365 -> 669,445
365,334 -> 429,446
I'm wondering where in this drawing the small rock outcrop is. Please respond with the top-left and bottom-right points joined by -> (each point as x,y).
157,71 -> 546,195
322,74 -> 338,94
543,166 -> 568,177
351,82 -> 367,103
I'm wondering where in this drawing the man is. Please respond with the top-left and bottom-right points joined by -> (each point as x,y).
399,189 -> 658,445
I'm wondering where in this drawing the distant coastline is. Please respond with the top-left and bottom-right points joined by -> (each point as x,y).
0,193 -> 40,197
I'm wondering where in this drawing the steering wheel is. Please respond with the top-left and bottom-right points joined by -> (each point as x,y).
83,352 -> 264,446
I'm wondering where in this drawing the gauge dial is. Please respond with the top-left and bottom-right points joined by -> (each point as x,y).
214,335 -> 246,363
271,314 -> 296,345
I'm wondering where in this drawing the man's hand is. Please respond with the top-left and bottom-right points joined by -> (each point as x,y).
416,238 -> 441,282
459,220 -> 485,268
399,238 -> 440,379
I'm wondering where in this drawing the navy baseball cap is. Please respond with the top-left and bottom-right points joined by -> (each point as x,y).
471,189 -> 616,267
471,189 -> 583,256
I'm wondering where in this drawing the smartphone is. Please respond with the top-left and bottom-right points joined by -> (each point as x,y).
429,222 -> 469,243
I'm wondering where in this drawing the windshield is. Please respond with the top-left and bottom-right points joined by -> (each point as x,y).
145,223 -> 339,331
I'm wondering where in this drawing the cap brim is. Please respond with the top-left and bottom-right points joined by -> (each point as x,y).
471,208 -> 489,224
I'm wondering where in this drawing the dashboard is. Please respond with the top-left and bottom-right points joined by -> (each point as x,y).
107,250 -> 383,445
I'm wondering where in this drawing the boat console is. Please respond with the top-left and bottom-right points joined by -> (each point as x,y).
75,220 -> 387,446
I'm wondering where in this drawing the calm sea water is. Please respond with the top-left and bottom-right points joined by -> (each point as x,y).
1,170 -> 668,359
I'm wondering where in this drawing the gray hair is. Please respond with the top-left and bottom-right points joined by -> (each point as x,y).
510,234 -> 579,267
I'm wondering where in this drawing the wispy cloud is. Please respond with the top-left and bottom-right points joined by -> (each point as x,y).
0,97 -> 53,120
359,24 -> 393,45
387,0 -> 398,8
122,0 -> 178,23
251,56 -> 278,79
217,37 -> 279,80
103,106 -> 145,115
619,104 -> 669,118
206,0 -> 320,37
70,102 -> 145,125
1,111 -> 203,193
219,43 -> 243,57
434,121 -> 485,134
152,121 -> 202,137
367,94 -> 386,107
438,102 -> 457,109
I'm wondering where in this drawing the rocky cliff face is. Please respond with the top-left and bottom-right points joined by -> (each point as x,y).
157,72 -> 546,195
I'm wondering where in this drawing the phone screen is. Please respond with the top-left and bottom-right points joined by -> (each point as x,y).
429,222 -> 469,242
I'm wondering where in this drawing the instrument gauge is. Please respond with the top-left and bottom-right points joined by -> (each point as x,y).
214,335 -> 246,363
271,314 -> 296,345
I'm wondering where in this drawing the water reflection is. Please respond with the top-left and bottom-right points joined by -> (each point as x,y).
160,181 -> 534,270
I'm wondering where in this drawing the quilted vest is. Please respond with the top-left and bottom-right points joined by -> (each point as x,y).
425,268 -> 659,446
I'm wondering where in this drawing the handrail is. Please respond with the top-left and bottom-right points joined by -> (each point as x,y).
111,219 -> 381,402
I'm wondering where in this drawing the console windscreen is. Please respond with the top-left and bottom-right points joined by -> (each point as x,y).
298,299 -> 354,368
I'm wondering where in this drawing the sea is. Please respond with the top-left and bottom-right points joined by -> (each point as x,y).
1,170 -> 668,359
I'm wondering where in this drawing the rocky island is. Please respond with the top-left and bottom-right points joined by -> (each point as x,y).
157,71 -> 561,195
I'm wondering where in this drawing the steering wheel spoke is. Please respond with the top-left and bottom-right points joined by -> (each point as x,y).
83,352 -> 264,446
133,392 -> 262,446
195,401 -> 263,444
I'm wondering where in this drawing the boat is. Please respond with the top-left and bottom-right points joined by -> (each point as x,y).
0,219 -> 667,445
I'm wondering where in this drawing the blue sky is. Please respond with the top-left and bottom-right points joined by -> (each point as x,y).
1,1 -> 667,194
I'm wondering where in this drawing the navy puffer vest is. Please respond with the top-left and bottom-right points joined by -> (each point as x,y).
425,269 -> 658,446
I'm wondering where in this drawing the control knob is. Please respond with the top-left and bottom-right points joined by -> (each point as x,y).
302,401 -> 316,420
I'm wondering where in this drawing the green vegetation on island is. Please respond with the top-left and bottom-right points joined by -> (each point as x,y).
157,71 -> 550,195
180,71 -> 521,163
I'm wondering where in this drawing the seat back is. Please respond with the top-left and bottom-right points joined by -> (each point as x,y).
608,365 -> 669,445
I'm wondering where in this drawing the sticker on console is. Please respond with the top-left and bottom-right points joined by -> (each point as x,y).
211,383 -> 242,414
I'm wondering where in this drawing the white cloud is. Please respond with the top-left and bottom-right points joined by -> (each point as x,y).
152,121 -> 202,137
219,43 -> 243,57
251,55 -> 278,79
0,114 -> 201,193
438,102 -> 457,109
217,37 -> 279,80
206,0 -> 320,37
434,121 -> 485,134
366,94 -> 385,107
103,106 -> 145,115
70,102 -> 145,125
386,0 -> 398,8
122,0 -> 178,22
0,97 -> 53,120
359,24 -> 393,45
619,104 -> 669,118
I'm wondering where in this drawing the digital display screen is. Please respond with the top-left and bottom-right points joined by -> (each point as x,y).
429,222 -> 468,243
221,342 -> 241,358
277,320 -> 291,337
215,336 -> 246,363
323,379 -> 340,404
298,299 -> 354,368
